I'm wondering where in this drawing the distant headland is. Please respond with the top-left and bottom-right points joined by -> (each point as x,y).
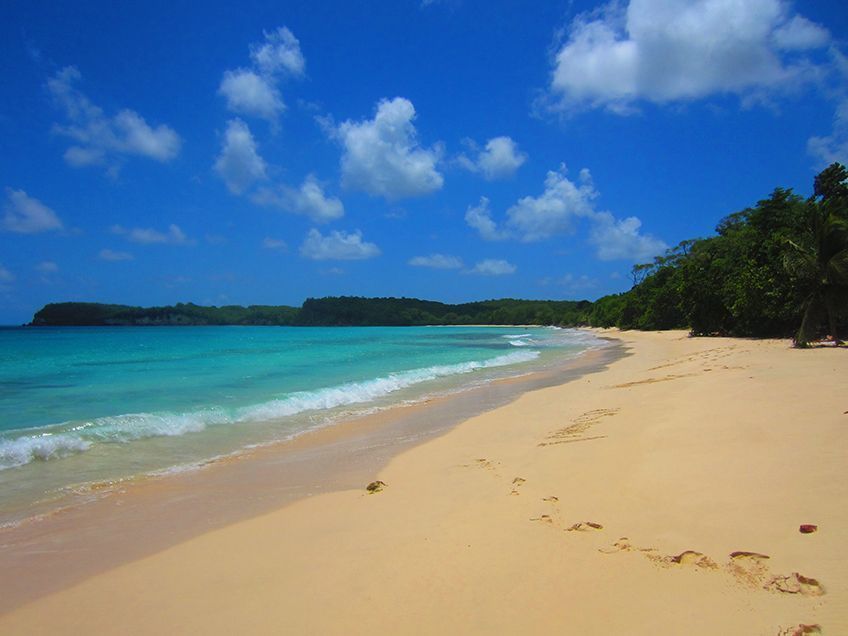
28,298 -> 591,327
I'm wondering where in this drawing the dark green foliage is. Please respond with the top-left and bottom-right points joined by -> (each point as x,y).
785,173 -> 848,346
32,302 -> 300,326
584,164 -> 848,342
294,297 -> 589,326
31,298 -> 591,327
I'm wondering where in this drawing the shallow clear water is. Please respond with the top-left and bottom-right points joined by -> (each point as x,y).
0,325 -> 605,523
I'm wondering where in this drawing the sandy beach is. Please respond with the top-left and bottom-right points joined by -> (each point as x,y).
1,329 -> 846,635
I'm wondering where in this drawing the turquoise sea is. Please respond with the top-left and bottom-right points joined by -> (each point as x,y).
0,326 -> 606,525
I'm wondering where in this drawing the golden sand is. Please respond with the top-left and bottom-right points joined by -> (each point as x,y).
2,330 -> 846,634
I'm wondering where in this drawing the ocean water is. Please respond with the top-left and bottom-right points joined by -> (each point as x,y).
0,325 -> 606,524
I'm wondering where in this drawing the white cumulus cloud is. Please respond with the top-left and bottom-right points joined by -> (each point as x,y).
300,228 -> 381,261
465,197 -> 508,241
219,26 -> 305,124
590,212 -> 668,261
2,188 -> 63,233
505,167 -> 597,241
470,259 -> 516,276
335,97 -> 444,199
46,67 -> 181,170
458,136 -> 527,180
466,166 -> 666,261
250,27 -> 305,77
214,119 -> 268,194
549,0 -> 831,112
808,97 -> 848,166
408,253 -> 464,269
252,175 -> 344,223
218,69 -> 285,123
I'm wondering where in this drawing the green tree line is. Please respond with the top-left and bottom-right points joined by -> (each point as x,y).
30,298 -> 590,328
586,163 -> 848,346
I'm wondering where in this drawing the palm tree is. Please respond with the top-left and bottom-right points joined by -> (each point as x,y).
784,199 -> 848,346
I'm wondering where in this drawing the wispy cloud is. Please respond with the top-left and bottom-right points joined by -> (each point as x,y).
111,224 -> 193,245
99,249 -> 134,262
35,261 -> 59,274
262,237 -> 288,250
252,174 -> 344,223
46,66 -> 181,173
2,188 -> 63,234
408,253 -> 464,269
0,264 -> 15,287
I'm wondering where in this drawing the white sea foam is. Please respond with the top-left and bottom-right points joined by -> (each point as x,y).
235,350 -> 539,421
0,349 -> 540,471
0,433 -> 92,470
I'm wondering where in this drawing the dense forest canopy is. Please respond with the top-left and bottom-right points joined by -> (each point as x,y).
30,298 -> 590,328
586,163 -> 848,346
30,164 -> 848,345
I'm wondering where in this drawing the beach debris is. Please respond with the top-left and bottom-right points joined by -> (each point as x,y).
799,524 -> 818,534
765,573 -> 825,596
366,480 -> 387,494
542,496 -> 559,502
566,521 -> 603,532
529,515 -> 553,524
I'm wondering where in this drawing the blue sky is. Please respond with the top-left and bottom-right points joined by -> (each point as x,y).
1,0 -> 846,324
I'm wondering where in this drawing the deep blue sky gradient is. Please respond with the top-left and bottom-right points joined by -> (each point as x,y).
1,0 -> 846,323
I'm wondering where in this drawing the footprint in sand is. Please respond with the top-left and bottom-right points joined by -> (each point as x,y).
727,551 -> 772,586
648,550 -> 718,570
765,573 -> 825,597
777,624 -> 822,635
599,537 -> 639,553
539,408 -> 619,447
565,521 -> 604,532
463,458 -> 501,476
510,477 -> 526,495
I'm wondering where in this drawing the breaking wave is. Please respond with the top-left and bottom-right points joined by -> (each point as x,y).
0,350 -> 539,471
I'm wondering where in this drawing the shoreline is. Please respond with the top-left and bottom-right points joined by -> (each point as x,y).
2,329 -> 846,633
0,335 -> 623,613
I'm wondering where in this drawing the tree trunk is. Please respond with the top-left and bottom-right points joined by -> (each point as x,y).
825,291 -> 842,345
